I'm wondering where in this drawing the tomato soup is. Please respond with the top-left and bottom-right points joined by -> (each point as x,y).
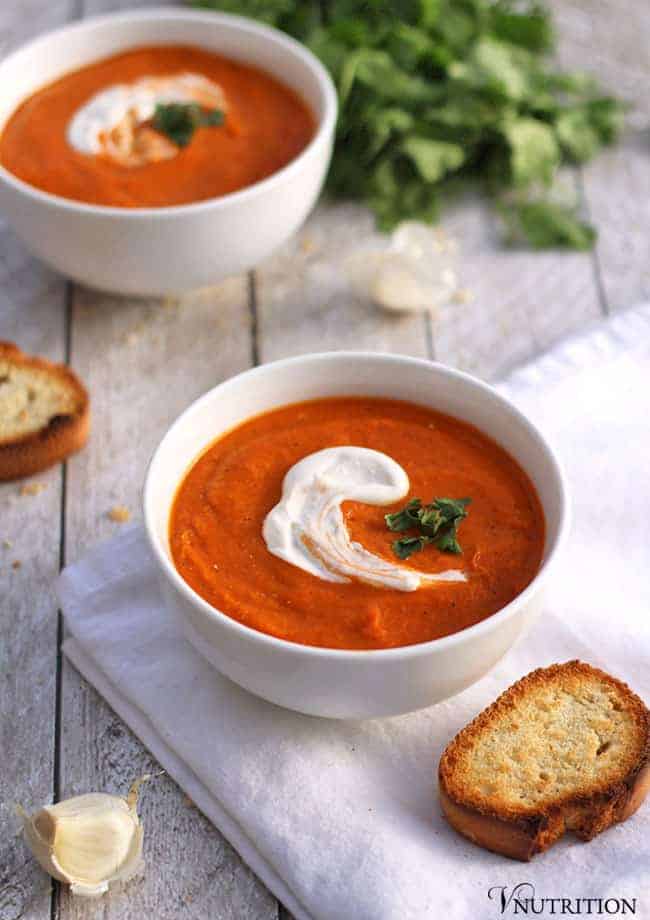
169,398 -> 546,651
0,45 -> 315,207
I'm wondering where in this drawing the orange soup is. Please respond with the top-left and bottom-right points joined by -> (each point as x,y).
0,45 -> 315,207
169,398 -> 546,651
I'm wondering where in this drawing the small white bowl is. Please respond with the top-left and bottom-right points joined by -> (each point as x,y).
144,353 -> 570,719
0,8 -> 336,296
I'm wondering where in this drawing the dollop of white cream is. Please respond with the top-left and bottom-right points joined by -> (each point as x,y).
67,72 -> 227,156
263,447 -> 466,591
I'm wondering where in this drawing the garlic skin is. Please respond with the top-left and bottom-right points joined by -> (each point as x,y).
22,778 -> 147,897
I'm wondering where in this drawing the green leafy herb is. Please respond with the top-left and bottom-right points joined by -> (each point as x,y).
386,496 -> 470,559
385,497 -> 422,532
393,535 -> 430,559
191,0 -> 625,249
153,102 -> 225,147
500,199 -> 597,250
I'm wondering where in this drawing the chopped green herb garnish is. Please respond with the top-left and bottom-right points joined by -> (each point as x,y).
153,102 -> 225,147
385,498 -> 422,532
393,535 -> 430,560
386,496 -> 470,559
191,0 -> 626,249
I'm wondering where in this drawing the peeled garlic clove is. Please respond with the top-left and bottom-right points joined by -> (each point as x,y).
346,220 -> 459,314
21,778 -> 147,898
371,253 -> 457,313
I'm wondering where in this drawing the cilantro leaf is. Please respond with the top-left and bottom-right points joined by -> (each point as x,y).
153,103 -> 225,147
502,117 -> 560,187
190,0 -> 625,250
490,4 -> 553,53
401,138 -> 466,183
501,200 -> 597,250
434,528 -> 462,554
386,496 -> 471,558
392,535 -> 430,560
385,498 -> 422,532
555,108 -> 600,162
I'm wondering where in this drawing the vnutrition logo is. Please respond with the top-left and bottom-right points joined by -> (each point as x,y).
488,882 -> 638,915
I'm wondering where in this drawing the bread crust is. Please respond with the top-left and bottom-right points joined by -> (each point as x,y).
438,661 -> 650,860
0,341 -> 90,480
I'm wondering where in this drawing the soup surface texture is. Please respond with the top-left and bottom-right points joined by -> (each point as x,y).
0,45 -> 315,207
170,398 -> 546,650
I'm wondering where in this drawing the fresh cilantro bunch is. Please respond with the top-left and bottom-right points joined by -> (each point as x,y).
193,0 -> 625,249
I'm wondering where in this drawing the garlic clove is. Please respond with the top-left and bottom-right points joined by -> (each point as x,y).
345,220 -> 460,314
22,778 -> 149,898
371,253 -> 457,313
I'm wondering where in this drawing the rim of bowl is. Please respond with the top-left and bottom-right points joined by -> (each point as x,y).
143,351 -> 572,661
0,7 -> 338,218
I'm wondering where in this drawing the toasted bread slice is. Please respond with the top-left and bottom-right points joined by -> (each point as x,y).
439,661 -> 650,860
0,342 -> 89,480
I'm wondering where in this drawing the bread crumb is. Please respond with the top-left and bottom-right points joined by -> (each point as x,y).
108,505 -> 131,523
300,236 -> 317,254
452,287 -> 474,304
2,539 -> 12,549
20,482 -> 46,497
12,560 -> 21,569
183,795 -> 194,808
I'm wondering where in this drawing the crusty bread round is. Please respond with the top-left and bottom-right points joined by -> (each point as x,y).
438,661 -> 650,860
0,341 -> 90,480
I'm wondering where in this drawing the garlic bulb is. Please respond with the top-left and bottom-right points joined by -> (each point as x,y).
346,220 -> 459,314
21,776 -> 150,897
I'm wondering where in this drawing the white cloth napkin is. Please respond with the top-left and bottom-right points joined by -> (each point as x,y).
58,306 -> 650,920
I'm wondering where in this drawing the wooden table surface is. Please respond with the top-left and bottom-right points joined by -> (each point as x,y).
2,2 -> 649,918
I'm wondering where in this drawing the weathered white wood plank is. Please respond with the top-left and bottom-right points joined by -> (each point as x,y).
431,191 -> 602,379
581,132 -> 650,314
3,4 -> 641,920
0,5 -> 78,920
548,0 -> 650,314
55,3 -> 276,916
256,203 -> 429,361
54,0 -> 277,914
256,195 -> 602,381
60,281 -> 277,920
0,2 -> 76,55
0,258 -> 64,920
548,0 -> 650,118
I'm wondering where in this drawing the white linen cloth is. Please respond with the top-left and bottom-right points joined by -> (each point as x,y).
58,306 -> 650,920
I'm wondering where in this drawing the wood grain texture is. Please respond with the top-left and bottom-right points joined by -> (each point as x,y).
431,186 -> 602,379
53,2 -> 277,918
1,2 -> 649,919
548,0 -> 650,314
255,203 -> 430,362
0,2 -> 78,56
58,283 -> 279,920
582,132 -> 650,314
0,4 -> 77,919
548,0 -> 650,116
256,192 -> 602,381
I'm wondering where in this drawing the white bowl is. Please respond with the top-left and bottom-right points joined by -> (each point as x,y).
0,8 -> 336,296
144,352 -> 570,719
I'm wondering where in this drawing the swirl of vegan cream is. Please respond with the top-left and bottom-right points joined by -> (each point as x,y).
262,447 -> 467,591
67,73 -> 227,164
